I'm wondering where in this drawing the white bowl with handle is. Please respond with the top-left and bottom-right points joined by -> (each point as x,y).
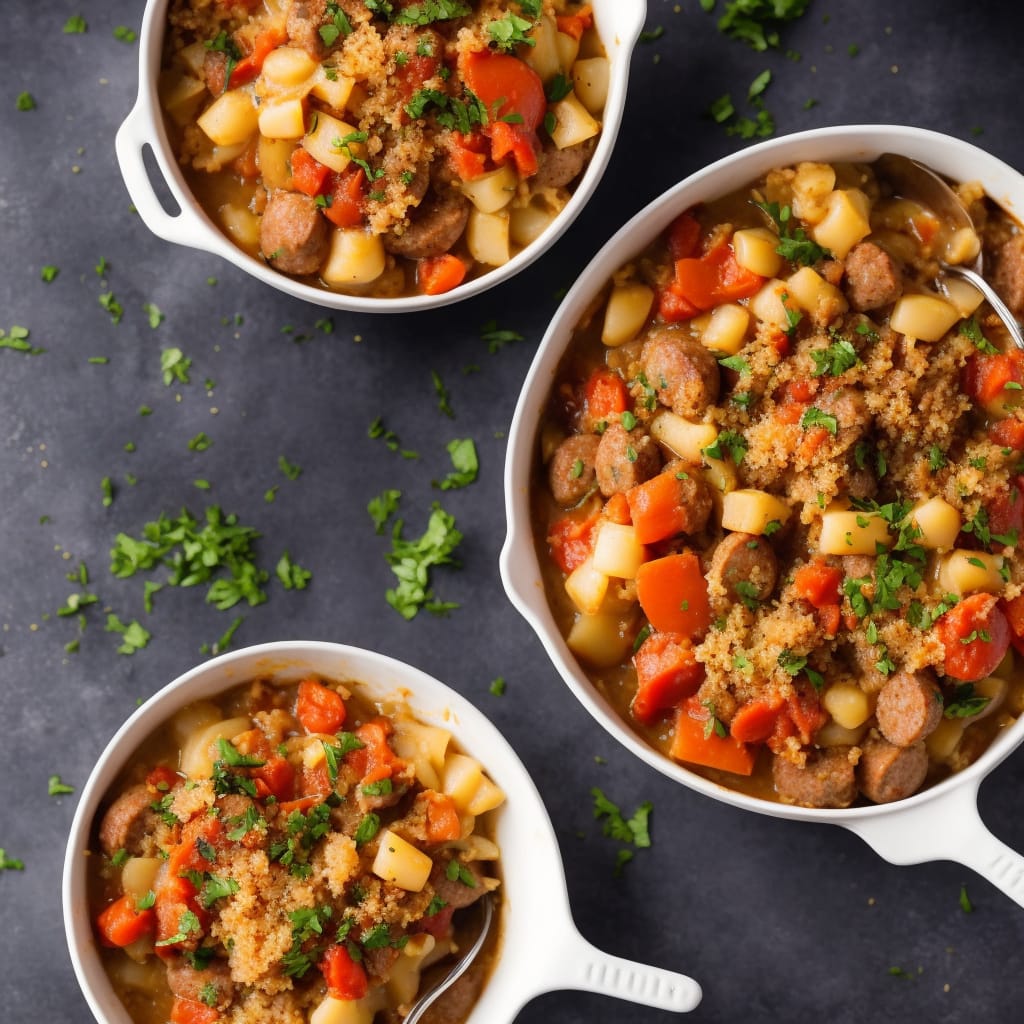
63,640 -> 702,1023
500,124 -> 1024,909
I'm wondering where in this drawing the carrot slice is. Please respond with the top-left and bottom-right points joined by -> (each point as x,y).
729,698 -> 786,745
670,699 -> 755,776
631,631 -> 704,725
635,552 -> 711,638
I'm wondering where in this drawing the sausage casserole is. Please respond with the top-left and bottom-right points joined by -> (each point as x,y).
159,0 -> 606,297
533,156 -> 1024,808
89,674 -> 503,1024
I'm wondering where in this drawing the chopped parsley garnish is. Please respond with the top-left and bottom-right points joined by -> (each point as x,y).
275,552 -> 312,591
383,502 -> 462,619
368,417 -> 419,459
800,406 -> 838,435
0,325 -> 44,355
320,1 -> 354,46
811,336 -> 861,377
719,354 -> 750,374
734,580 -> 761,611
591,787 -> 653,851
546,72 -> 572,103
489,676 -> 506,696
204,31 -> 242,89
445,858 -> 478,887
48,774 -> 74,796
712,0 -> 811,52
435,438 -> 478,491
368,488 -> 402,534
481,321 -> 524,354
389,1 -> 471,26
701,700 -> 728,739
278,455 -> 302,481
63,15 -> 87,33
362,778 -> 393,797
270,804 -> 332,878
754,200 -> 831,265
489,12 -> 535,50
960,315 -> 998,355
405,87 -> 487,133
703,429 -> 748,465
281,905 -> 333,978
944,683 -> 991,719
0,848 -> 25,871
354,813 -> 381,846
105,613 -> 150,655
160,347 -> 191,385
226,804 -> 265,842
16,92 -> 36,112
155,909 -> 201,946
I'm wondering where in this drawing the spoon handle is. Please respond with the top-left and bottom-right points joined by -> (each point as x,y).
944,264 -> 1024,352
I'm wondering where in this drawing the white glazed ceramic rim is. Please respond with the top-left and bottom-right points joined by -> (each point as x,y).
62,641 -> 579,1024
115,0 -> 647,314
501,124 -> 1024,832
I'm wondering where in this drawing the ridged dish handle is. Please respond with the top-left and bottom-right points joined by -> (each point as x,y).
844,782 -> 1024,909
533,923 -> 702,1013
114,96 -> 205,248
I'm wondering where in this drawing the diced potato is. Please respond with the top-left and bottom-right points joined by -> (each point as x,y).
566,610 -> 633,667
702,455 -> 737,495
257,136 -> 295,191
572,57 -> 609,115
791,162 -> 837,224
372,829 -> 433,892
197,89 -> 259,146
592,522 -> 645,579
460,164 -> 517,214
732,227 -> 782,277
467,775 -> 506,815
822,682 -> 871,730
466,208 -> 510,266
320,228 -> 386,286
120,857 -> 163,902
816,719 -> 868,747
972,674 -> 1008,720
602,283 -> 654,347
170,700 -> 222,747
810,188 -> 871,259
524,15 -> 561,81
386,954 -> 426,1011
818,510 -> 891,555
180,715 -> 252,778
720,489 -> 791,535
261,46 -> 318,87
941,276 -> 984,317
747,278 -> 792,329
549,92 -> 601,150
441,753 -> 484,811
391,720 -> 452,790
509,198 -> 559,246
310,67 -> 355,112
302,110 -> 362,173
177,41 -> 209,79
925,717 -> 965,762
310,995 -> 376,1024
910,496 -> 961,550
785,265 -> 848,320
564,555 -> 609,615
938,549 -> 1004,595
700,302 -> 750,354
258,97 -> 306,139
158,71 -> 207,126
649,411 -> 717,463
943,226 -> 981,266
889,292 -> 960,342
555,30 -> 581,72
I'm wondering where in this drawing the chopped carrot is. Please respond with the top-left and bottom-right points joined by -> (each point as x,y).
962,351 -> 1024,406
729,698 -> 786,745
424,792 -> 462,843
666,211 -> 701,260
635,551 -> 711,638
250,755 -> 295,802
348,718 -> 397,785
489,119 -> 538,177
276,794 -> 325,817
631,631 -> 704,725
290,148 -> 331,197
548,510 -> 600,573
986,481 -> 1024,541
793,559 -> 843,609
449,131 -> 489,181
1002,594 -> 1024,655
935,592 -> 1011,681
786,686 -> 827,744
626,471 -> 695,544
584,367 -> 629,421
602,492 -> 631,526
296,678 -> 347,735
459,50 -> 546,133
672,240 -> 764,310
96,894 -> 155,948
322,167 -> 366,228
418,253 -> 467,296
670,699 -> 755,776
989,417 -> 1024,450
228,24 -> 289,88
657,281 -> 700,323
555,5 -> 593,40
320,943 -> 369,1001
170,998 -> 220,1024
816,602 -> 841,638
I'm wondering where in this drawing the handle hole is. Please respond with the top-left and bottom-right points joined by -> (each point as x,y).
140,144 -> 182,218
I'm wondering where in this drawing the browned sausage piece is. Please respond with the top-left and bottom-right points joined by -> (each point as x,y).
594,422 -> 661,496
533,136 -> 597,189
707,532 -> 779,603
994,232 -> 1024,318
429,858 -> 485,910
844,241 -> 903,311
260,192 -> 330,276
202,49 -> 228,97
98,784 -> 162,858
548,433 -> 600,507
856,734 -> 928,803
875,669 -> 943,747
384,189 -> 471,260
165,957 -> 234,1009
286,0 -> 330,59
639,326 -> 720,418
656,460 -> 713,536
772,748 -> 857,808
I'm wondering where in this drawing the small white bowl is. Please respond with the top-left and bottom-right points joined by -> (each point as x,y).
115,0 -> 646,313
501,124 -> 1024,909
63,641 -> 701,1023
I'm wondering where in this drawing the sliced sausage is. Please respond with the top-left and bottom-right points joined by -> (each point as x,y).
844,241 -> 903,311
202,49 -> 228,97
98,784 -> 162,858
286,0 -> 330,59
628,461 -> 712,540
383,189 -> 470,260
707,532 -> 779,604
165,957 -> 234,1008
260,192 -> 330,276
772,747 -> 857,808
856,734 -> 928,803
429,858 -> 485,911
993,232 -> 1024,319
533,137 -> 597,189
364,943 -> 401,982
548,433 -> 600,507
594,422 -> 661,496
875,669 -> 943,747
639,326 -> 720,418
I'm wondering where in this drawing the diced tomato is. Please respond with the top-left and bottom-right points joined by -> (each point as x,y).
395,53 -> 441,103
96,894 -> 156,948
989,417 -> 1024,451
631,631 -> 704,725
986,481 -> 1024,542
146,765 -> 181,792
657,281 -> 700,323
962,351 -> 1024,407
170,999 -> 220,1024
320,944 -> 369,1001
449,131 -> 489,181
786,685 -> 827,744
251,754 -> 296,802
671,239 -> 764,310
296,678 -> 347,735
555,5 -> 593,40
935,592 -> 1011,681
666,211 -> 701,260
424,791 -> 462,843
548,511 -> 600,573
322,167 -> 366,228
793,559 -> 843,609
290,148 -> 331,197
228,25 -> 289,88
346,718 -> 397,785
584,367 -> 629,421
489,119 -> 539,177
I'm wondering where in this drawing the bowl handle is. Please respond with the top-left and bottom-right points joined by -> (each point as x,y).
114,97 -> 207,248
531,922 -> 702,1013
844,782 -> 1024,908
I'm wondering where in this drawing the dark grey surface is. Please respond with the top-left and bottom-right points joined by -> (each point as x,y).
3,1 -> 1024,1021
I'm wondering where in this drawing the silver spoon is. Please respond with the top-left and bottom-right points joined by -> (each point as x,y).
876,151 -> 1024,351
403,893 -> 494,1024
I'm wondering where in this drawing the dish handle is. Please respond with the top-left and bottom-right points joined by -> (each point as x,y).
843,782 -> 1024,909
528,921 -> 702,1013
